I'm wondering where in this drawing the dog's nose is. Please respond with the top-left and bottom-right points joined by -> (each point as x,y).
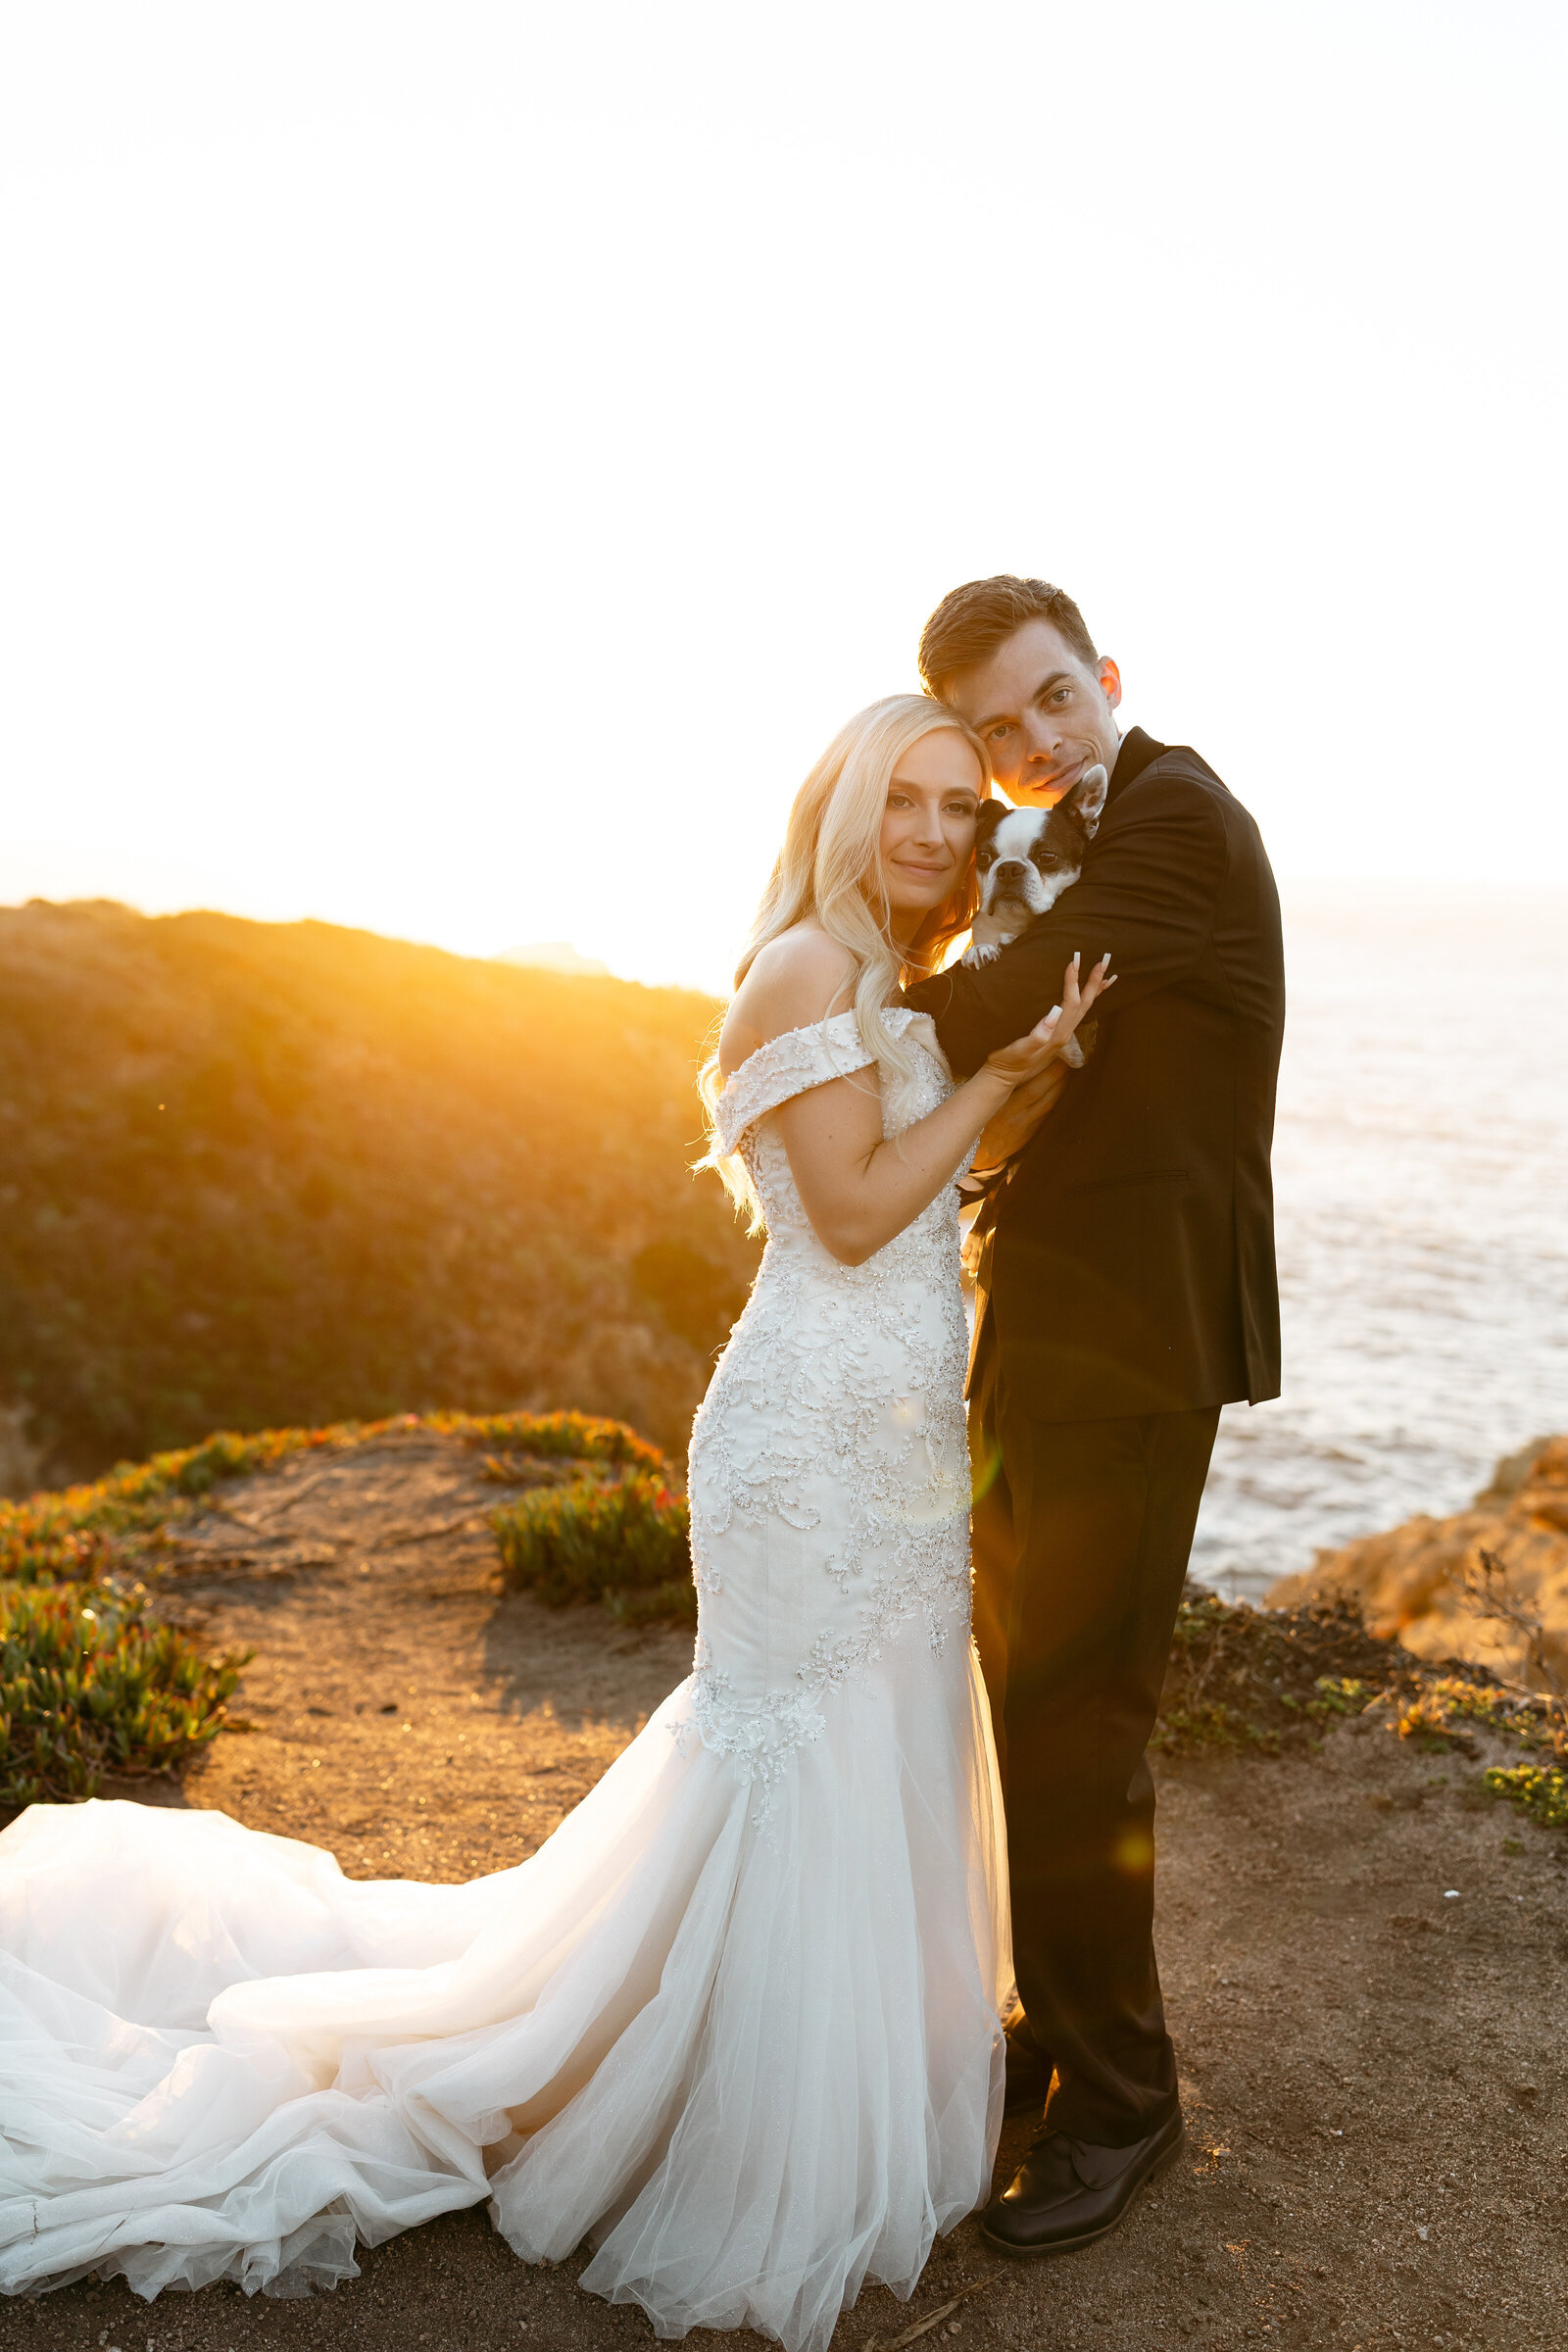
992,859 -> 1030,888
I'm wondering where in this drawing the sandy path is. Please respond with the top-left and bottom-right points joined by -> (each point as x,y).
2,1430 -> 1563,2352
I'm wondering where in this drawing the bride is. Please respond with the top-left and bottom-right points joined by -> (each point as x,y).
0,694 -> 1108,2350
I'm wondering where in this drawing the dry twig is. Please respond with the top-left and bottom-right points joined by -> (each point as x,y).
1458,1547 -> 1563,1697
861,2271 -> 1004,2351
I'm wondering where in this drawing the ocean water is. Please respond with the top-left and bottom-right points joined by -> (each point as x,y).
1194,885 -> 1568,1604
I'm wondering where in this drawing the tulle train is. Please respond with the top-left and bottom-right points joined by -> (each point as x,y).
0,1635 -> 1007,2349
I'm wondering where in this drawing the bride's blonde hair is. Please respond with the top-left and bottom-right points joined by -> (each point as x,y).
699,693 -> 989,1229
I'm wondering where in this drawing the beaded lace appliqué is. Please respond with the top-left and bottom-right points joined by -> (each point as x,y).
674,1011 -> 975,1815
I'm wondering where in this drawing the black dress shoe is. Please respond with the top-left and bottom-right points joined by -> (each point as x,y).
982,2109 -> 1184,2256
1003,2025 -> 1055,2118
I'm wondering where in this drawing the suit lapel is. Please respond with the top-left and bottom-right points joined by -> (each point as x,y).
1105,725 -> 1165,811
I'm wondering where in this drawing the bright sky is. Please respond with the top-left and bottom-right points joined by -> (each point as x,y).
3,2 -> 1563,996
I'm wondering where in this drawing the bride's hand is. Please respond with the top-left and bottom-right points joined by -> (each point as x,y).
972,1057 -> 1070,1172
981,954 -> 1115,1089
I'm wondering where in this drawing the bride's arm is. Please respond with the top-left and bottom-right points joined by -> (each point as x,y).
744,936 -> 1110,1269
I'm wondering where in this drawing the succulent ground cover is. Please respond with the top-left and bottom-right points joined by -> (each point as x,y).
1154,1591 -> 1417,1757
0,1579 -> 250,1806
1393,1675 -> 1568,1829
1159,1586 -> 1568,1831
491,1473 -> 694,1622
0,1408 -> 663,1586
0,1408 -> 688,1805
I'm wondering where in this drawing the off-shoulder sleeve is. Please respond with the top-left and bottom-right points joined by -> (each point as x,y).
713,1008 -> 933,1156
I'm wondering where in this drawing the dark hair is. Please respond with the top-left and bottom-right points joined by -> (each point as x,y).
917,575 -> 1099,700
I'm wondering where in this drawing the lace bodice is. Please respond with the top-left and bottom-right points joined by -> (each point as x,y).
681,1008 -> 975,1812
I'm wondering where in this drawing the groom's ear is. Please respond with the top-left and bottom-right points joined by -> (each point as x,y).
1065,764 -> 1109,839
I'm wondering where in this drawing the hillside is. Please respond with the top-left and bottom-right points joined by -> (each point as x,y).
0,900 -> 757,1483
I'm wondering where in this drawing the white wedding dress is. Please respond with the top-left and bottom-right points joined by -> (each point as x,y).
0,1008 -> 1009,2350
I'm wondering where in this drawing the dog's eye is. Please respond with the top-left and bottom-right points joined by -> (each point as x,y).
1037,852 -> 1059,869
977,848 -> 995,868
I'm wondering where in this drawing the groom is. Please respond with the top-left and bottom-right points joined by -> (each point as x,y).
905,576 -> 1285,2255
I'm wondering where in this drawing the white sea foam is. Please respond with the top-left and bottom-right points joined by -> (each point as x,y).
1197,884 -> 1568,1603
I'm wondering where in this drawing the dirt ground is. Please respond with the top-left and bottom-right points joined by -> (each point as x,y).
2,1428 -> 1564,2352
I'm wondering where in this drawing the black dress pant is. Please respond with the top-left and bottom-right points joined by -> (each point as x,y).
969,1329 -> 1219,2146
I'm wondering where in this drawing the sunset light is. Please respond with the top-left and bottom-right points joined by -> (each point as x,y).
1,11 -> 1564,2345
2,3 -> 1563,994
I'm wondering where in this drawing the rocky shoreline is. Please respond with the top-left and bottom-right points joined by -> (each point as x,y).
1270,1435 -> 1568,1692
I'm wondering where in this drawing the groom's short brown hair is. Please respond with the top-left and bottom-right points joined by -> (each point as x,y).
918,575 -> 1099,701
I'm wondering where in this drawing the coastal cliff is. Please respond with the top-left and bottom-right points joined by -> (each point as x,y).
3,1419 -> 1560,2351
1269,1435 -> 1568,1690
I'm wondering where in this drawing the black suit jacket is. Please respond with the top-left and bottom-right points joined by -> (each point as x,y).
906,727 -> 1285,1421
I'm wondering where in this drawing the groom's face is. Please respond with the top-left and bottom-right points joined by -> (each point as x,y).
943,619 -> 1122,808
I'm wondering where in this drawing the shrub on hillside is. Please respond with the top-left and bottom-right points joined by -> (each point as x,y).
0,1580 -> 249,1806
0,900 -> 755,1477
493,1473 -> 694,1619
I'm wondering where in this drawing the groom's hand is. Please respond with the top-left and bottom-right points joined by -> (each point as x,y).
971,1057 -> 1070,1173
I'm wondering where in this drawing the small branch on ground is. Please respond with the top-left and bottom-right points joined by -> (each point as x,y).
862,2271 -> 1004,2352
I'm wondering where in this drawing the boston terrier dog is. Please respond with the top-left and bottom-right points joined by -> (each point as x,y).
962,762 -> 1109,1064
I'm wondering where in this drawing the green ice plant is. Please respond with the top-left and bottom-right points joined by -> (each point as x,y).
0,1579 -> 250,1806
1482,1762 -> 1568,1831
0,1407 -> 681,1802
492,1473 -> 694,1619
0,1410 -> 667,1587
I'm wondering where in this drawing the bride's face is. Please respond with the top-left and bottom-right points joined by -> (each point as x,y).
878,729 -> 983,938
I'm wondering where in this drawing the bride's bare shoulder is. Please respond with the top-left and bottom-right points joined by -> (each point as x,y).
748,925 -> 857,1006
718,927 -> 858,1077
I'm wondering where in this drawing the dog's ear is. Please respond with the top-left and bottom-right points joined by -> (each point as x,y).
973,799 -> 1007,846
1064,763 -> 1109,839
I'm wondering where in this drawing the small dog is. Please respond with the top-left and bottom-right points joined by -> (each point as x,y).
962,763 -> 1109,1064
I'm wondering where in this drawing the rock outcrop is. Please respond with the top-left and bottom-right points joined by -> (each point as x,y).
1269,1434 -> 1568,1689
